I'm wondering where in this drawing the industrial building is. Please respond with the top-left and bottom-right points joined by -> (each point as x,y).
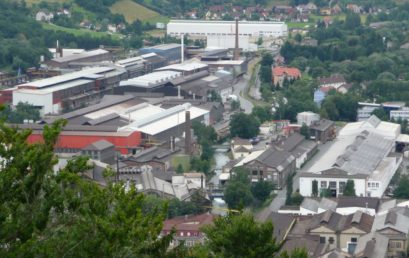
19,95 -> 209,154
12,66 -> 127,115
43,49 -> 112,69
116,61 -> 234,102
299,115 -> 402,198
206,35 -> 258,51
167,20 -> 288,38
115,53 -> 168,78
138,44 -> 182,64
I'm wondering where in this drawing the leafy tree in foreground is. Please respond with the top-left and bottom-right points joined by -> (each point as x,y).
300,123 -> 310,139
202,212 -> 280,258
0,115 -> 177,257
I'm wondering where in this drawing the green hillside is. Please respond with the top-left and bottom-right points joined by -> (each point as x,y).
110,0 -> 167,23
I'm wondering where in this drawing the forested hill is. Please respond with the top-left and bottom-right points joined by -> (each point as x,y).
0,1 -> 119,72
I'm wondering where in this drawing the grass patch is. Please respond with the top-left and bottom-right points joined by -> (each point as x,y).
171,154 -> 191,172
286,22 -> 313,29
110,0 -> 166,24
42,22 -> 121,39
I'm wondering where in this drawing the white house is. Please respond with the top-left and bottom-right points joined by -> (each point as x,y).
297,111 -> 320,126
36,11 -> 54,22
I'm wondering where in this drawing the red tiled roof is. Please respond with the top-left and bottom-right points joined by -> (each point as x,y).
162,213 -> 215,232
272,67 -> 301,78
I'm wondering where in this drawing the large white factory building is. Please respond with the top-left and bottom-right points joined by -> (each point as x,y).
167,20 -> 288,38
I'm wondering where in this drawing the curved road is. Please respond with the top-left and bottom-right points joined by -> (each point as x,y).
233,76 -> 254,114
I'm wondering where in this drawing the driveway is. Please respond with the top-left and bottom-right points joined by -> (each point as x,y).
256,187 -> 287,222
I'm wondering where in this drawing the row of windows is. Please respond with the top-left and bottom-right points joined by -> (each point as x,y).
367,182 -> 380,189
179,231 -> 199,237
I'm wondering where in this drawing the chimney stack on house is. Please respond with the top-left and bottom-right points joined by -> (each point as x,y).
185,111 -> 192,155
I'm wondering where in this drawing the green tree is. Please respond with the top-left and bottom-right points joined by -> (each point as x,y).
224,168 -> 253,209
344,12 -> 362,29
261,53 -> 274,66
393,175 -> 409,199
320,187 -> 332,197
300,123 -> 310,139
1,102 -> 41,123
230,113 -> 260,139
251,106 -> 272,123
202,212 -> 280,258
312,180 -> 318,197
176,163 -> 184,173
0,116 -> 177,257
371,108 -> 389,121
251,180 -> 274,203
343,180 -> 356,196
260,65 -> 272,83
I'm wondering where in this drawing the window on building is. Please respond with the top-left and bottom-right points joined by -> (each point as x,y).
329,181 -> 336,189
320,237 -> 326,244
339,182 -> 346,194
187,232 -> 190,236
351,238 -> 357,243
390,241 -> 403,249
252,170 -> 258,176
328,237 -> 335,245
180,232 -> 184,236
320,181 -> 327,188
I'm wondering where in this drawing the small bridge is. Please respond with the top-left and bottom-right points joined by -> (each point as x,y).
212,145 -> 230,151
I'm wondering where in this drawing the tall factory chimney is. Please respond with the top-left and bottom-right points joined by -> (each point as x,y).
185,110 -> 191,155
234,18 -> 240,60
56,40 -> 63,58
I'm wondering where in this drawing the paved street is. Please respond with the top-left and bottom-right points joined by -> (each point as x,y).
233,77 -> 254,114
256,187 -> 287,222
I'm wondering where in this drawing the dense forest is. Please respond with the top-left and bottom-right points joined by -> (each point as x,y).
0,1 -> 120,72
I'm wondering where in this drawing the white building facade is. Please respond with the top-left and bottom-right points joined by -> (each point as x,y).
167,20 -> 288,38
297,111 -> 320,126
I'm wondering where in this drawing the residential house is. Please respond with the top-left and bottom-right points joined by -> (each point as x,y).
354,232 -> 389,258
161,213 -> 215,248
281,234 -> 326,257
297,3 -> 318,14
121,146 -> 181,173
332,4 -> 343,15
234,146 -> 296,189
231,137 -> 253,159
306,210 -> 374,254
272,66 -> 302,87
371,207 -> 409,257
347,4 -> 362,14
80,140 -> 116,164
268,212 -> 297,242
309,119 -> 336,143
297,111 -> 320,126
319,75 -> 347,89
35,11 -> 54,22
320,8 -> 332,16
314,86 -> 334,106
